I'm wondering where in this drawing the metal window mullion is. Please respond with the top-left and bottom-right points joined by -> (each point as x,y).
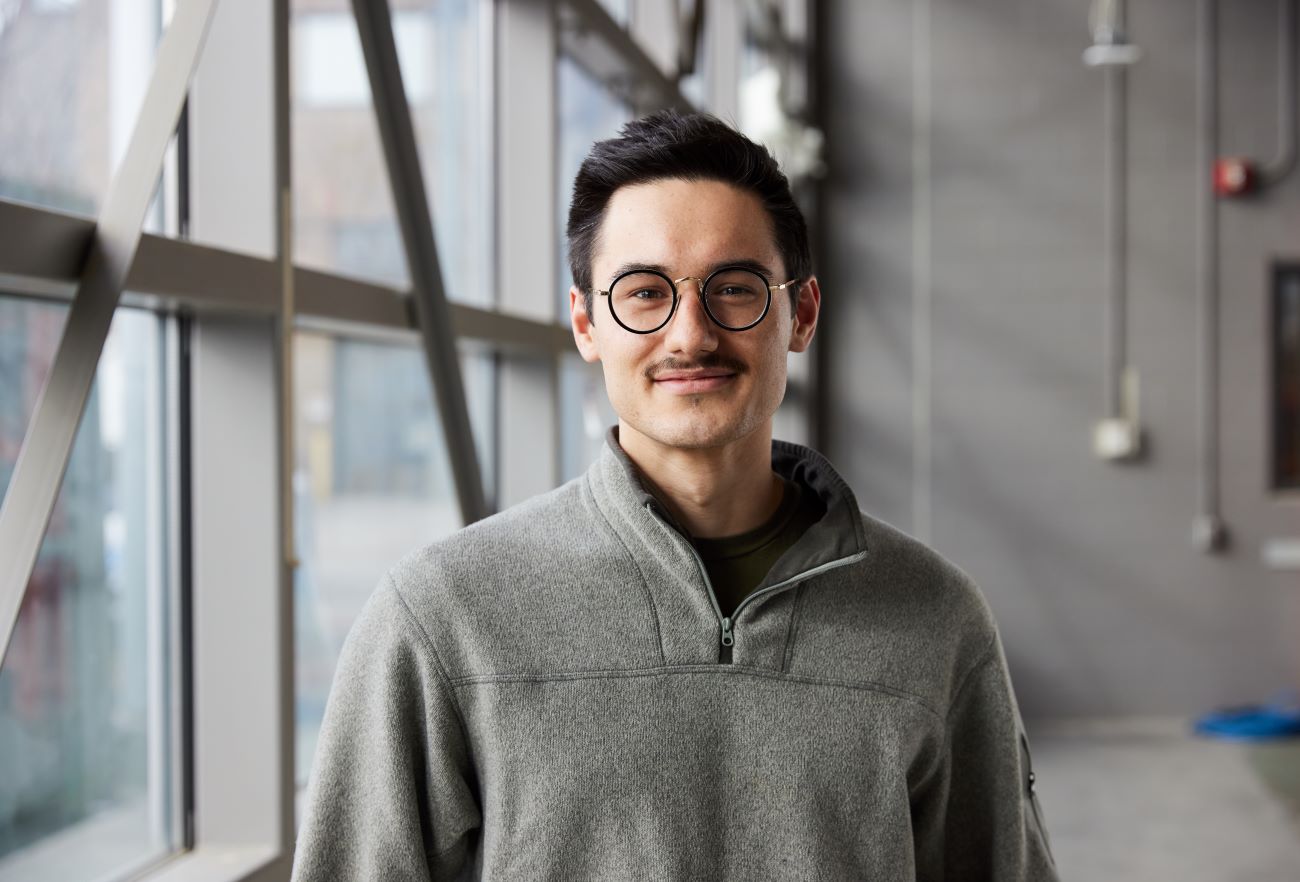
350,0 -> 488,526
709,0 -> 740,120
0,0 -> 220,665
0,196 -> 580,358
271,0 -> 297,856
495,0 -> 560,509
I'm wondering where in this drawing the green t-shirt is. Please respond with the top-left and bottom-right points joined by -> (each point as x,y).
691,475 -> 826,620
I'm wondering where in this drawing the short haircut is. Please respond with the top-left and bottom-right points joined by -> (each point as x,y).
566,109 -> 811,324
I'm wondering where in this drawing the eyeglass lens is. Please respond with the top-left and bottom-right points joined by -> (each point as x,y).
609,268 -> 769,332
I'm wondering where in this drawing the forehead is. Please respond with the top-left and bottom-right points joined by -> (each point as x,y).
593,178 -> 781,279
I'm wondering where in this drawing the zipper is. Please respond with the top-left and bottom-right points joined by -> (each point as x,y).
675,528 -> 735,663
1019,730 -> 1057,865
644,501 -> 869,664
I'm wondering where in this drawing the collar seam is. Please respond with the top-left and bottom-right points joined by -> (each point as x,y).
583,471 -> 668,666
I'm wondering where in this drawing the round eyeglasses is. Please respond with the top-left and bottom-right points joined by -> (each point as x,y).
594,266 -> 801,334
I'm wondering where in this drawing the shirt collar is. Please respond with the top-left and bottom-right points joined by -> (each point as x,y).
587,424 -> 868,592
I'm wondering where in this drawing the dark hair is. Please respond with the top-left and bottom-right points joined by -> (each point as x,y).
566,109 -> 811,324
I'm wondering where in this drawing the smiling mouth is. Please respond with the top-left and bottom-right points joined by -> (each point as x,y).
653,372 -> 737,393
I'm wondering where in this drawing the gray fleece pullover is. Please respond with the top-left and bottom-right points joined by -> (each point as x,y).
290,426 -> 1060,881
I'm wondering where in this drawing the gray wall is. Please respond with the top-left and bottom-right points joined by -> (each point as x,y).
820,0 -> 1299,720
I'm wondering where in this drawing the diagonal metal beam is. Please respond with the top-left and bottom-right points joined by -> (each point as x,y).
559,0 -> 697,112
350,0 -> 488,525
0,0 -> 220,666
677,0 -> 707,79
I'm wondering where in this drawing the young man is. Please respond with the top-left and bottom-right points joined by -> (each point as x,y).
291,111 -> 1060,881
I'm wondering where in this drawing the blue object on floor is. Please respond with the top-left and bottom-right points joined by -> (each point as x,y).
1193,689 -> 1300,741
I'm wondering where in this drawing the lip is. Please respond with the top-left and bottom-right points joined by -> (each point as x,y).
653,372 -> 736,394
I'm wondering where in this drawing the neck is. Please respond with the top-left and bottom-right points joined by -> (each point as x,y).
617,419 -> 784,539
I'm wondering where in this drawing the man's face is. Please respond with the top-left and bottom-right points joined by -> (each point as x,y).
569,177 -> 818,452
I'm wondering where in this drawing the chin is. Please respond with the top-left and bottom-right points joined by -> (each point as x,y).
629,411 -> 759,451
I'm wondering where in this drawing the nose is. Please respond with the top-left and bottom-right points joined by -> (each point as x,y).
662,278 -> 719,354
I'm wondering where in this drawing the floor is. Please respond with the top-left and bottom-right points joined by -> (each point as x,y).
1028,719 -> 1300,882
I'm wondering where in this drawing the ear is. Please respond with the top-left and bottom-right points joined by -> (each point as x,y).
787,276 -> 821,353
570,285 -> 602,363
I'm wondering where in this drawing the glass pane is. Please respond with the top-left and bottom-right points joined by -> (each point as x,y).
773,393 -> 810,447
293,333 -> 495,807
459,345 -> 497,509
739,22 -> 780,138
0,298 -> 69,502
292,6 -> 406,287
560,351 -> 618,483
291,0 -> 491,304
0,0 -> 162,215
0,302 -> 175,882
556,54 -> 632,321
410,0 -> 492,308
679,2 -> 712,109
596,0 -> 632,27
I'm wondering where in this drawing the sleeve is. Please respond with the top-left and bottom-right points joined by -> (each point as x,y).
910,636 -> 1060,882
290,573 -> 482,881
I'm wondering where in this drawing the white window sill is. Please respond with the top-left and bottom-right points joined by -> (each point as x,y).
136,846 -> 283,882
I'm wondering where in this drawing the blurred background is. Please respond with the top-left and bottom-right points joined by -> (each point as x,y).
0,0 -> 1297,879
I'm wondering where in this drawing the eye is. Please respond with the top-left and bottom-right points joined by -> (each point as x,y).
706,268 -> 768,300
630,288 -> 668,300
716,285 -> 749,297
712,283 -> 762,299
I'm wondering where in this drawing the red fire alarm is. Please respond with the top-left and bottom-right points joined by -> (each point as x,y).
1214,157 -> 1257,197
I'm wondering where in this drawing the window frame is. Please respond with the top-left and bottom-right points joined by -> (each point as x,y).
0,2 -> 816,880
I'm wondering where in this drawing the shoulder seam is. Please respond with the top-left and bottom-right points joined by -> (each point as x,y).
385,572 -> 474,747
908,636 -> 1000,798
943,635 -> 999,729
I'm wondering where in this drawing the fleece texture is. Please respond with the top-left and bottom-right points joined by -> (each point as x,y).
290,426 -> 1060,881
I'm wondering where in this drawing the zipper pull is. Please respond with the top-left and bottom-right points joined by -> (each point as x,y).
720,616 -> 734,647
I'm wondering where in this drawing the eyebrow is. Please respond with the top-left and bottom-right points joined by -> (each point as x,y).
605,257 -> 779,284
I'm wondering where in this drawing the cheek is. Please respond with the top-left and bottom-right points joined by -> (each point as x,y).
750,333 -> 789,373
599,341 -> 648,394
751,341 -> 791,398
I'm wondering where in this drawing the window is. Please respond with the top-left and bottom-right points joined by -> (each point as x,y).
291,0 -> 492,305
556,52 -> 632,320
0,300 -> 177,882
292,332 -> 496,809
596,0 -> 632,28
0,0 -> 161,216
0,1 -> 815,878
560,351 -> 618,482
0,299 -> 68,501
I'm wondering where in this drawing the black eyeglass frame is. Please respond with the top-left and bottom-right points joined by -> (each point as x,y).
593,265 -> 801,334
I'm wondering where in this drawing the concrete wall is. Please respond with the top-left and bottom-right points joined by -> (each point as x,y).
820,0 -> 1300,719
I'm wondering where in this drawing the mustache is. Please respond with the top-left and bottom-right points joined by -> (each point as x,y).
647,355 -> 746,381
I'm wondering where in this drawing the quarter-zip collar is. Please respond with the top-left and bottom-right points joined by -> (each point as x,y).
586,424 -> 870,665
